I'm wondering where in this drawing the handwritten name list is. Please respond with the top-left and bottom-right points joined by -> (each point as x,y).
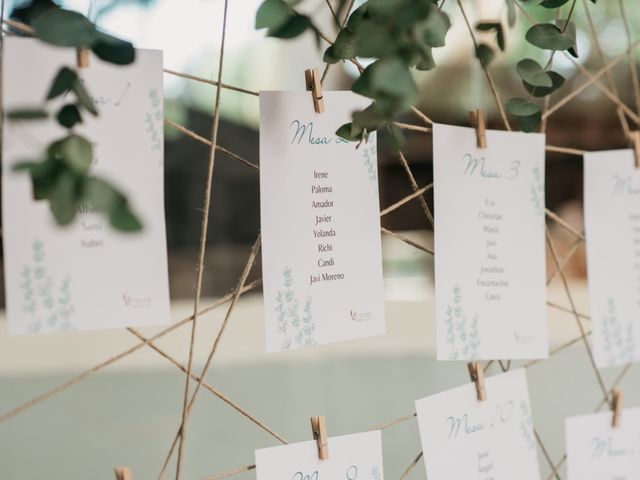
584,150 -> 640,367
433,123 -> 548,360
415,369 -> 541,480
2,37 -> 170,333
260,91 -> 385,353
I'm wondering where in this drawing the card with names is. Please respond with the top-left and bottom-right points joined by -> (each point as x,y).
433,123 -> 548,360
255,431 -> 383,480
584,150 -> 640,367
566,407 -> 640,479
3,37 -> 170,333
259,91 -> 385,353
415,369 -> 540,480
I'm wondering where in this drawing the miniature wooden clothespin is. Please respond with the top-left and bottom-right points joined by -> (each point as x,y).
468,362 -> 487,401
77,48 -> 90,68
631,131 -> 640,168
310,416 -> 329,460
612,389 -> 623,428
114,466 -> 132,480
305,68 -> 325,114
469,109 -> 487,149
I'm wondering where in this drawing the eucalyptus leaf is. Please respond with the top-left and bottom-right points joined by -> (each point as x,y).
72,77 -> 98,116
83,176 -> 122,212
387,123 -> 405,152
49,135 -> 93,175
56,104 -> 82,128
420,3 -> 451,48
525,23 -> 574,51
110,202 -> 143,232
506,98 -> 542,132
523,70 -> 565,97
506,0 -> 516,28
32,8 -> 96,48
556,20 -> 578,57
516,59 -> 553,88
7,108 -> 48,120
475,43 -> 494,67
324,28 -> 358,63
336,122 -> 361,141
50,173 -> 78,225
269,14 -> 313,39
255,0 -> 292,30
92,31 -> 135,65
47,67 -> 77,100
476,22 -> 505,51
540,0 -> 571,7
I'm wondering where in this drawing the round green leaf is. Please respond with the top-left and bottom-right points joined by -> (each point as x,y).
516,112 -> 542,133
516,59 -> 553,88
49,135 -> 93,175
92,31 -> 135,65
72,77 -> 98,116
525,23 -> 574,51
110,202 -> 143,232
32,8 -> 97,48
421,4 -> 451,48
523,70 -> 565,97
83,176 -> 122,212
56,104 -> 82,129
506,97 -> 541,116
269,14 -> 312,39
50,173 -> 78,225
47,67 -> 77,100
475,44 -> 494,67
255,0 -> 291,31
540,0 -> 571,7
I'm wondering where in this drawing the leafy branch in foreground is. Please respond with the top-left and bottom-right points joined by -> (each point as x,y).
256,0 -> 451,149
7,1 -> 142,231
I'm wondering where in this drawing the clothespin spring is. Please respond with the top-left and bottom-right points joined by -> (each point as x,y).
305,68 -> 325,114
310,415 -> 329,460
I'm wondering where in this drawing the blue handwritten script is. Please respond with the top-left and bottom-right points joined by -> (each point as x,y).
611,174 -> 640,196
290,120 -> 349,145
291,466 -> 358,480
462,153 -> 520,180
444,401 -> 515,440
591,436 -> 640,459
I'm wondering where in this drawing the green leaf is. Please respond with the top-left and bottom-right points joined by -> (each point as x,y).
415,45 -> 435,71
32,8 -> 97,48
83,176 -> 122,212
50,173 -> 78,225
353,58 -> 418,109
540,0 -> 571,7
92,31 -> 135,65
506,98 -> 542,132
475,43 -> 494,67
523,70 -> 565,97
506,0 -> 516,28
420,4 -> 451,48
47,67 -> 77,100
323,28 -> 358,64
56,104 -> 82,128
7,108 -> 48,120
525,23 -> 575,51
110,202 -> 143,232
476,22 -> 505,51
49,135 -> 93,175
269,14 -> 313,39
72,77 -> 98,115
556,20 -> 578,57
387,123 -> 405,152
336,122 -> 361,141
255,0 -> 292,31
516,58 -> 553,87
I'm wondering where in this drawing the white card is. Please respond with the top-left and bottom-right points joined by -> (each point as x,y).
2,37 -> 170,333
433,123 -> 548,360
584,149 -> 640,367
415,369 -> 541,480
566,407 -> 640,479
259,91 -> 385,352
255,431 -> 383,480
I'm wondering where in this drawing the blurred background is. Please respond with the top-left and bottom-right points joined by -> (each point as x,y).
1,0 -> 640,479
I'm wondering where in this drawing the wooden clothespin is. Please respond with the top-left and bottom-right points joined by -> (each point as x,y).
114,466 -> 132,480
310,416 -> 329,460
468,362 -> 487,401
305,68 -> 325,114
631,131 -> 640,168
612,389 -> 623,428
469,109 -> 487,149
77,48 -> 90,68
